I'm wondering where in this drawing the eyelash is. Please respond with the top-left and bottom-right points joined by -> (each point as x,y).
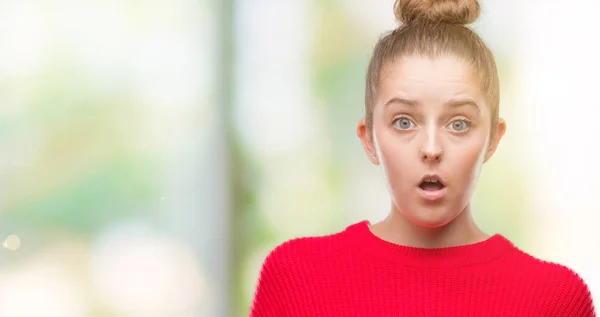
448,118 -> 471,132
391,116 -> 472,132
392,116 -> 416,130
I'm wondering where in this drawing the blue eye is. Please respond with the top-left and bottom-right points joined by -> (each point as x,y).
393,117 -> 415,130
448,119 -> 470,132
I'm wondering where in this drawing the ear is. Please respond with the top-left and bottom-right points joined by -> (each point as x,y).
357,118 -> 379,165
483,118 -> 506,163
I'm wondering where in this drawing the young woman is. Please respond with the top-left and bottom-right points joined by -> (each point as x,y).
249,0 -> 597,315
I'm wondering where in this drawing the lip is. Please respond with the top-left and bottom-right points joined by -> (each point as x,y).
418,174 -> 446,186
417,187 -> 447,201
417,174 -> 447,201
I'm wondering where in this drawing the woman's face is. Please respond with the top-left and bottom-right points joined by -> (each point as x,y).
358,55 -> 505,228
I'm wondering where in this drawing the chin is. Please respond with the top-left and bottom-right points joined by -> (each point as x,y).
401,205 -> 460,229
410,217 -> 451,229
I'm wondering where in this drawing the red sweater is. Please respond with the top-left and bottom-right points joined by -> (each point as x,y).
249,221 -> 596,316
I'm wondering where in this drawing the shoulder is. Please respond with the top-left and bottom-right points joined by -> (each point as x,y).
261,226 -> 350,269
544,261 -> 596,316
256,221 -> 363,280
249,225 -> 353,314
545,261 -> 596,316
510,248 -> 590,282
508,248 -> 596,315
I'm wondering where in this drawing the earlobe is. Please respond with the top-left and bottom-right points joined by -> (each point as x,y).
371,153 -> 379,164
357,119 -> 379,165
483,118 -> 507,163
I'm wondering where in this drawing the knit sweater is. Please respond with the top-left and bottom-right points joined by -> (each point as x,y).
249,220 -> 596,316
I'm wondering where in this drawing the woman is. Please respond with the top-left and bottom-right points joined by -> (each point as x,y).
249,0 -> 596,315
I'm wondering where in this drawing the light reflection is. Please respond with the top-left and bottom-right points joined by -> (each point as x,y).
2,235 -> 20,251
90,225 -> 210,316
0,260 -> 86,317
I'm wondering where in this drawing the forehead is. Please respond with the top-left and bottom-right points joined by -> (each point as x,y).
378,55 -> 483,102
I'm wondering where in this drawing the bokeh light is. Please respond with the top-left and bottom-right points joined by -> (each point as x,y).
90,223 -> 210,316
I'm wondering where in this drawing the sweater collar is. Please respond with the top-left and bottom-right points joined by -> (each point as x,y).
345,220 -> 514,267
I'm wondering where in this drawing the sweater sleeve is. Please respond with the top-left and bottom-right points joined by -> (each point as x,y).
554,269 -> 597,317
248,245 -> 289,317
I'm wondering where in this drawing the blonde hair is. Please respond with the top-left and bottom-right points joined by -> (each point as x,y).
365,0 -> 500,138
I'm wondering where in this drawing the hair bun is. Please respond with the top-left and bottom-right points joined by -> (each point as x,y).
394,0 -> 481,25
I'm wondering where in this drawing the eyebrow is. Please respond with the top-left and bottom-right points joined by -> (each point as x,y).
444,98 -> 480,112
384,96 -> 480,112
384,97 -> 419,108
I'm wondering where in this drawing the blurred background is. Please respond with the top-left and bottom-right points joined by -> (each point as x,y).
0,0 -> 598,316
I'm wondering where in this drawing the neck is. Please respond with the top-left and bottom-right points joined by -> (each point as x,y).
370,202 -> 488,249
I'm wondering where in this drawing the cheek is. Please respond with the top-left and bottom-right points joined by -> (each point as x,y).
450,139 -> 488,183
374,130 -> 417,186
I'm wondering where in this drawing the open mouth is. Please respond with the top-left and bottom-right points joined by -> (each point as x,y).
419,177 -> 445,191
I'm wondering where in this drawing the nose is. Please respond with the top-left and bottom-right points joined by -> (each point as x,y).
420,147 -> 443,162
420,130 -> 443,162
